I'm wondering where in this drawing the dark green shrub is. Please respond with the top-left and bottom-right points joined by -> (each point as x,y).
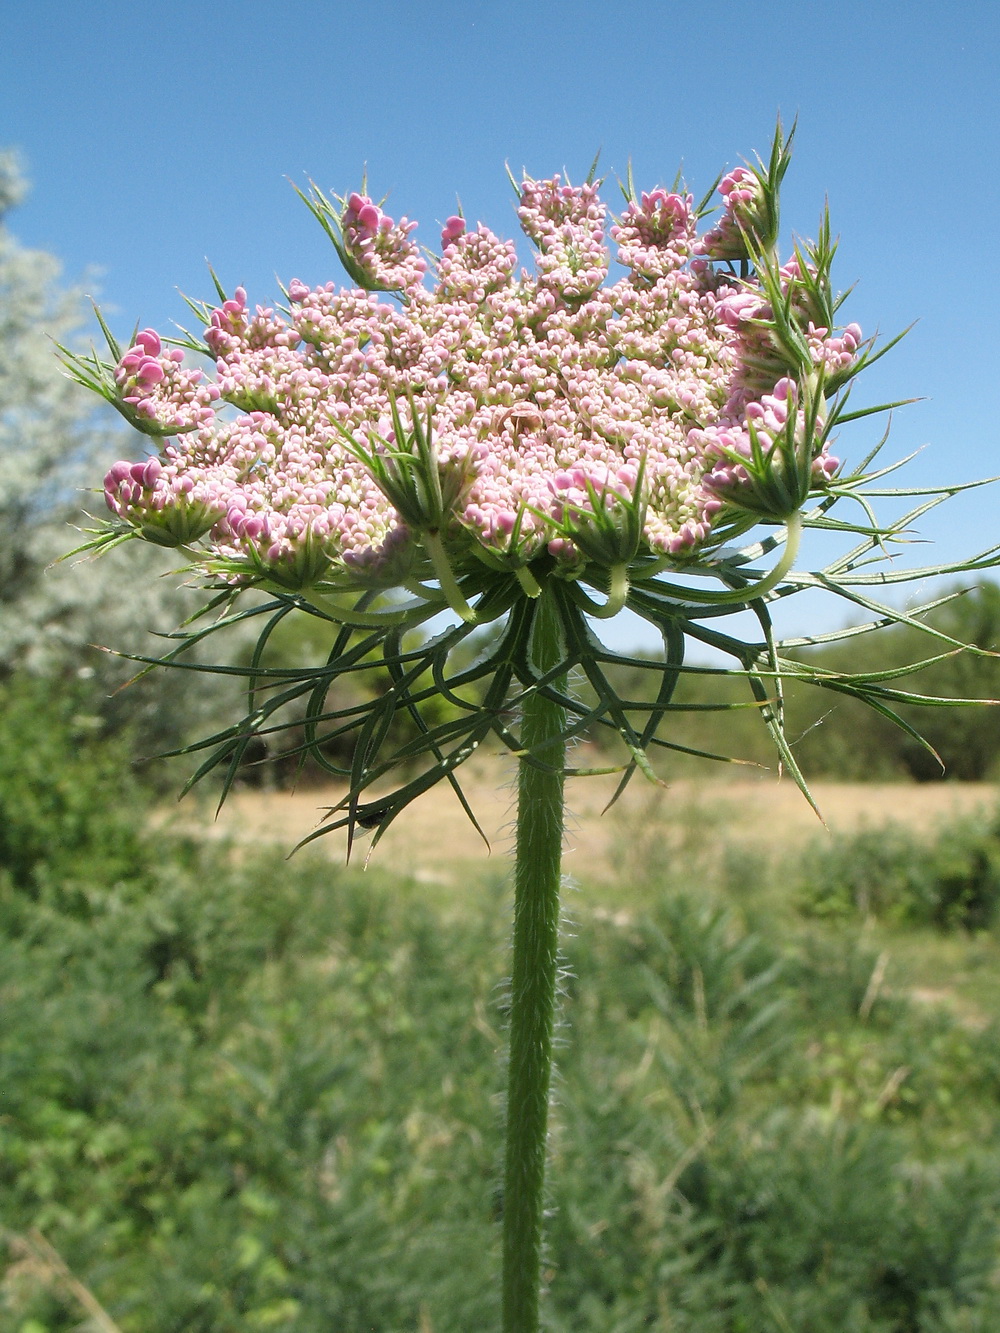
593,582 -> 1000,784
796,814 -> 1000,930
0,674 -> 150,897
795,582 -> 1000,784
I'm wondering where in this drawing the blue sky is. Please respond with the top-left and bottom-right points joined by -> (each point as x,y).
2,0 -> 998,646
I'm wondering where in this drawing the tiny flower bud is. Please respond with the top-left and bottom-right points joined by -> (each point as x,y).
135,328 -> 161,356
442,215 -> 466,246
136,358 -> 165,385
141,457 -> 162,488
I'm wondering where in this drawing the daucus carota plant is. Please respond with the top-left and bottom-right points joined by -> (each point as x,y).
64,122 -> 999,1330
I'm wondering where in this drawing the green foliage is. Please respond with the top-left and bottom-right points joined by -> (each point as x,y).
797,812 -> 1000,929
0,674 -> 148,895
0,833 -> 508,1330
6,744 -> 1000,1329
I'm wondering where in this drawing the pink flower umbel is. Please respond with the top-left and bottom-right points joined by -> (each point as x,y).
70,132 -> 861,604
63,118 -> 968,816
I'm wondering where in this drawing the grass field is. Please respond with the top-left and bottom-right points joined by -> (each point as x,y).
178,758 -> 1000,887
7,763 -> 1000,1330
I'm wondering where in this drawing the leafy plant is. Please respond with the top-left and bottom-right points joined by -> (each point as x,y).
0,674 -> 148,898
797,812 -> 1000,930
55,120 -> 1000,1329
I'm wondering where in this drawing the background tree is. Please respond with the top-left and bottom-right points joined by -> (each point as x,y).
793,583 -> 1000,782
0,150 -> 244,771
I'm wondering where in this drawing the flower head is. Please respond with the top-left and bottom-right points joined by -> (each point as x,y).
339,192 -> 427,294
610,189 -> 695,279
63,124 -> 973,839
76,131 -> 862,601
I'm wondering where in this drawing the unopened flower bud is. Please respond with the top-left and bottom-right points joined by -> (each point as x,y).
442,215 -> 466,246
135,328 -> 161,356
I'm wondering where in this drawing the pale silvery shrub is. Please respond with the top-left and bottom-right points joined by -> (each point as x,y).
0,151 -> 256,759
0,149 -> 100,606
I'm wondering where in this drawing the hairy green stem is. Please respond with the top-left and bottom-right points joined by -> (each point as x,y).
741,508 -> 803,601
635,509 -> 805,606
502,590 -> 566,1332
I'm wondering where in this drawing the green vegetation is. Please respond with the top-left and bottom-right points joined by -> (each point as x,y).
587,581 -> 1000,785
4,678 -> 1000,1332
796,815 -> 1000,929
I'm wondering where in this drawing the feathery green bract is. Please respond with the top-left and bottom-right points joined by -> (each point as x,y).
102,434 -> 1000,846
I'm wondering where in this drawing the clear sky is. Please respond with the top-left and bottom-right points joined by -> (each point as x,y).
2,0 -> 998,647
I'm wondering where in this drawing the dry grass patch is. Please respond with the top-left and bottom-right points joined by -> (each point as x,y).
165,757 -> 998,889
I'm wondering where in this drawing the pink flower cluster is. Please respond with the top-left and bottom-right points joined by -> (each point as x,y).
103,455 -> 228,547
340,192 -> 427,294
517,176 -> 608,300
696,167 -> 766,261
103,167 -> 860,590
715,255 -> 863,403
694,378 -> 839,494
609,189 -> 696,279
114,329 -> 219,434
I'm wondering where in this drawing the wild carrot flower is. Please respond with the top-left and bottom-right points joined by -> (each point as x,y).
93,146 -> 860,605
